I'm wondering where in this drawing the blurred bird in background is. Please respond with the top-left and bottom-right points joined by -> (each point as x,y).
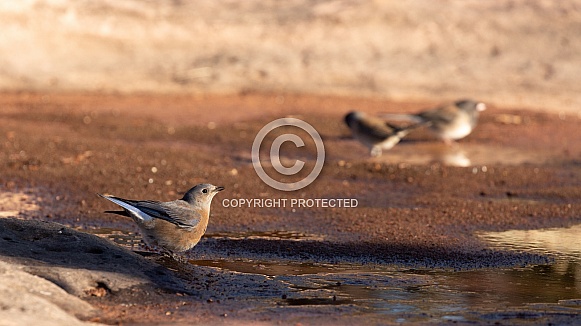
381,99 -> 486,145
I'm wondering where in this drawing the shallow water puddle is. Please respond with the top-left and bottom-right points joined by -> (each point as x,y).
205,230 -> 325,242
194,227 -> 581,322
473,225 -> 581,306
94,227 -> 581,323
477,224 -> 581,260
185,257 -> 581,322
189,259 -> 346,276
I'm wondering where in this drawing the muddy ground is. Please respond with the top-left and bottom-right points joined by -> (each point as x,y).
1,92 -> 580,324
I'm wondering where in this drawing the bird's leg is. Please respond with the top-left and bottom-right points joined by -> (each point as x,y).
160,249 -> 174,258
173,254 -> 189,264
163,250 -> 189,264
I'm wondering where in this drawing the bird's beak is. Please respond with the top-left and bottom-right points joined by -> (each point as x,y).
214,186 -> 225,192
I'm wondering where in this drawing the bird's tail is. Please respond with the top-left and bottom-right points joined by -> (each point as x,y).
97,193 -> 130,217
104,210 -> 130,217
98,193 -> 148,220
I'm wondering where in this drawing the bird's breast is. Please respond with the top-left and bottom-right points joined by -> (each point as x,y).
142,218 -> 207,252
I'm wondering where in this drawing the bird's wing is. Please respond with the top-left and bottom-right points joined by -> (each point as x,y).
380,113 -> 424,123
356,116 -> 400,139
133,200 -> 202,229
419,104 -> 458,124
99,194 -> 200,229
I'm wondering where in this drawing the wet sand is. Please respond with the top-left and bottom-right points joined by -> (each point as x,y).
1,92 -> 581,324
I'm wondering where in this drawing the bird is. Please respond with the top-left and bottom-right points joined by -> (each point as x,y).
344,111 -> 419,157
99,184 -> 224,254
381,99 -> 486,145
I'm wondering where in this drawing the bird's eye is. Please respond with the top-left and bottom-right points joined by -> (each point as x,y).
202,189 -> 208,194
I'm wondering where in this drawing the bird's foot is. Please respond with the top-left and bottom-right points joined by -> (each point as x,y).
162,251 -> 189,264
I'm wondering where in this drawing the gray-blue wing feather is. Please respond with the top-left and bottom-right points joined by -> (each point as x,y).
112,197 -> 200,228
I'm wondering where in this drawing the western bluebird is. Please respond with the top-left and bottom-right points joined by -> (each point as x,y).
99,184 -> 224,254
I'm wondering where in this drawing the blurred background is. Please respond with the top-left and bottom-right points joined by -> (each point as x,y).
1,0 -> 580,114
